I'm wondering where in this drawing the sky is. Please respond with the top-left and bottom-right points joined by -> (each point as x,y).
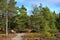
15,0 -> 60,14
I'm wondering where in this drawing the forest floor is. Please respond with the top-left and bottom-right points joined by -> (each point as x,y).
0,33 -> 17,40
0,33 -> 25,40
0,33 -> 60,40
22,33 -> 60,40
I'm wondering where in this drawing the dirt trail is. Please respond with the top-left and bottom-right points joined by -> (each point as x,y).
11,33 -> 25,40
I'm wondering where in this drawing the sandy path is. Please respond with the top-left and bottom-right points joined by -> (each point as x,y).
11,33 -> 25,40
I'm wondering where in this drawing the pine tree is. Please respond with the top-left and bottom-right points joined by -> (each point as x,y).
49,12 -> 58,33
56,13 -> 60,32
0,0 -> 8,32
7,0 -> 17,29
13,5 -> 28,31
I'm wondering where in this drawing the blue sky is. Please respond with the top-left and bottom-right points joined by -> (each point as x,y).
15,0 -> 60,14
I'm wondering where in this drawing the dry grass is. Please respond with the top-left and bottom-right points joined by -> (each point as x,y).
22,33 -> 58,40
0,34 -> 16,40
